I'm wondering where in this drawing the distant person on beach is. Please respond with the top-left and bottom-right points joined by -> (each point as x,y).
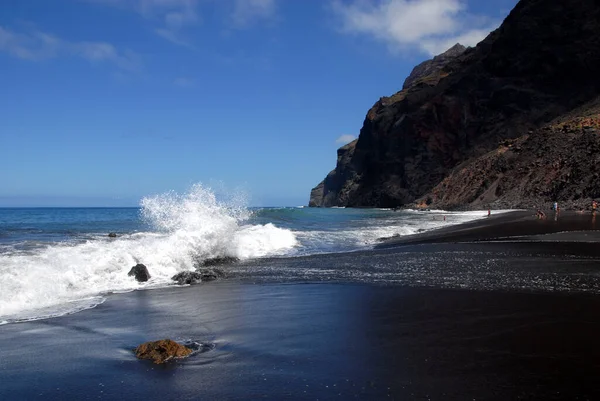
553,202 -> 558,211
488,209 -> 491,217
593,200 -> 597,213
536,209 -> 546,219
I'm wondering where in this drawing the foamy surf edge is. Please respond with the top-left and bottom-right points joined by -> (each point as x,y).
0,184 -> 298,323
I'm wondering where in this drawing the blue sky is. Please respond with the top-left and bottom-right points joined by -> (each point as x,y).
0,0 -> 518,207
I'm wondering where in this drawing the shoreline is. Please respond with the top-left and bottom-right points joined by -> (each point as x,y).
2,282 -> 600,400
377,209 -> 600,247
2,209 -> 600,399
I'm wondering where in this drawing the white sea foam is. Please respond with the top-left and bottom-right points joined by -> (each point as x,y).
0,194 -> 516,323
0,184 -> 298,322
293,209 -> 517,254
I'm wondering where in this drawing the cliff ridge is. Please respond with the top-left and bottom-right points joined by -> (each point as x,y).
309,0 -> 600,209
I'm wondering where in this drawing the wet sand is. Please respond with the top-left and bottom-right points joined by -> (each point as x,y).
378,210 -> 600,246
2,283 -> 600,400
2,210 -> 600,400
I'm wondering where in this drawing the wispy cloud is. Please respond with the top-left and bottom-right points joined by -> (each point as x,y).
88,0 -> 279,46
335,134 -> 357,145
331,0 -> 499,56
173,77 -> 195,87
86,0 -> 199,46
0,27 -> 60,60
145,0 -> 199,46
231,0 -> 277,27
155,28 -> 194,47
90,0 -> 199,24
0,25 -> 140,70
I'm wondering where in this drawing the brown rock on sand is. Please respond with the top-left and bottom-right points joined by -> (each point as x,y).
134,339 -> 192,364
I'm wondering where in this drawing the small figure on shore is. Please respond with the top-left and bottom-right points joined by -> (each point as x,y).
443,215 -> 446,221
536,209 -> 546,219
592,200 -> 597,213
488,209 -> 491,217
553,202 -> 558,211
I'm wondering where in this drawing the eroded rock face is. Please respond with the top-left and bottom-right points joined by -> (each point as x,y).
310,0 -> 600,208
309,140 -> 358,207
417,107 -> 600,210
134,339 -> 192,364
128,264 -> 151,282
402,43 -> 466,90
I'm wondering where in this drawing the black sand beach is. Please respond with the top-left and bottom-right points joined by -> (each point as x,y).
378,210 -> 600,246
2,211 -> 600,400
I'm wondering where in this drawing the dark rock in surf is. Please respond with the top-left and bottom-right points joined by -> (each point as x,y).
108,232 -> 117,238
171,268 -> 224,285
172,271 -> 203,285
198,268 -> 223,282
128,264 -> 151,282
134,339 -> 192,364
202,256 -> 238,267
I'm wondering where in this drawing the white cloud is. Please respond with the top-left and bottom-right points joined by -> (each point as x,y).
335,134 -> 357,145
232,0 -> 277,27
173,77 -> 195,87
0,25 -> 140,70
331,0 -> 499,56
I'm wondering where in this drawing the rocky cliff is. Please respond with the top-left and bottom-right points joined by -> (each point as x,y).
418,100 -> 600,210
402,43 -> 466,90
309,0 -> 600,209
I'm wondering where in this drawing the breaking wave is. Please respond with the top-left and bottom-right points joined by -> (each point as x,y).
0,184 -> 298,322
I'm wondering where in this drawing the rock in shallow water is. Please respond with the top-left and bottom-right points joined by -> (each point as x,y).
171,269 -> 223,285
202,256 -> 238,267
108,232 -> 117,238
198,268 -> 221,282
128,264 -> 151,282
171,271 -> 203,285
134,339 -> 192,364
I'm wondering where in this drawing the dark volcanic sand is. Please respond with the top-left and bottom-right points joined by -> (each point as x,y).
2,284 -> 600,400
1,211 -> 600,400
378,210 -> 600,246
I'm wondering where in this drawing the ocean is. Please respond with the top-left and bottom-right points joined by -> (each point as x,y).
3,188 -> 600,400
0,184 -> 495,324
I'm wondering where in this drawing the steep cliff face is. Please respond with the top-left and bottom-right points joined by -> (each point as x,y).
309,140 -> 358,207
418,100 -> 600,210
310,0 -> 600,208
402,43 -> 466,90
